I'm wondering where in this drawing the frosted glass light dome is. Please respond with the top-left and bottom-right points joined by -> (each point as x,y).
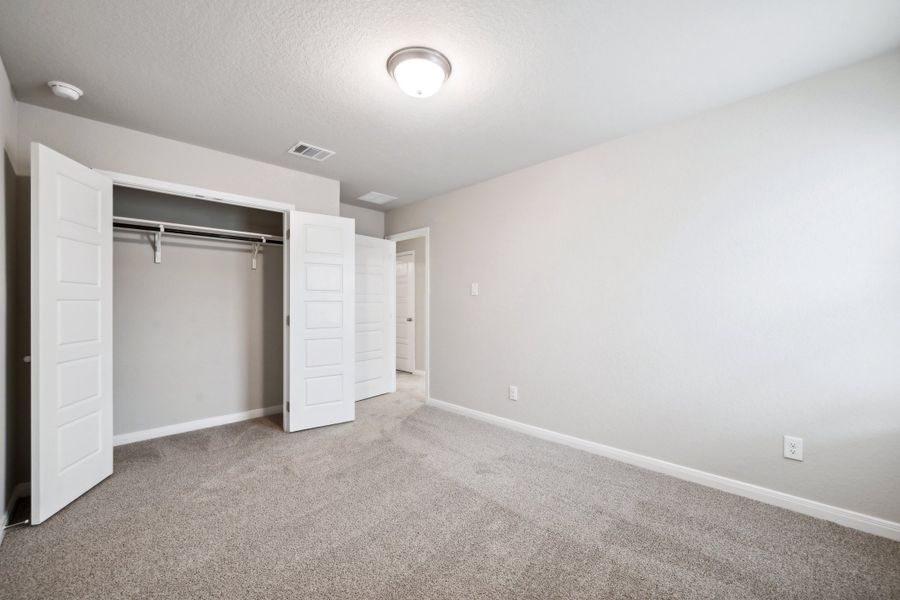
387,47 -> 451,98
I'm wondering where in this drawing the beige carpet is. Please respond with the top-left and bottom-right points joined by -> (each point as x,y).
1,373 -> 898,599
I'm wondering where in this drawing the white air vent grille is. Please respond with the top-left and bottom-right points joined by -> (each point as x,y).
357,191 -> 398,205
288,141 -> 335,162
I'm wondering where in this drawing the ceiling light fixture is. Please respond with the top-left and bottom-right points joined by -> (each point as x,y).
387,47 -> 451,98
48,80 -> 83,101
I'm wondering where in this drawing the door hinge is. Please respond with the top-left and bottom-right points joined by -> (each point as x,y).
286,229 -> 290,240
286,401 -> 290,412
286,315 -> 290,326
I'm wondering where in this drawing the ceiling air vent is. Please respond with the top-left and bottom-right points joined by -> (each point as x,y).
288,141 -> 335,162
357,191 -> 398,205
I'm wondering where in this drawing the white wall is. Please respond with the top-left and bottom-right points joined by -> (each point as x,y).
396,237 -> 426,371
340,203 -> 385,238
16,103 -> 340,215
386,50 -> 900,523
0,54 -> 18,519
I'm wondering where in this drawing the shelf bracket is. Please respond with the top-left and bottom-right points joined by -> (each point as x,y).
251,239 -> 265,270
152,225 -> 163,264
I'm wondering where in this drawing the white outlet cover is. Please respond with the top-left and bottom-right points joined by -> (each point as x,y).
783,435 -> 803,461
508,385 -> 518,401
471,282 -> 479,296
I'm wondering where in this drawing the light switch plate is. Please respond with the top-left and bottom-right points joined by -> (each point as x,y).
471,282 -> 479,296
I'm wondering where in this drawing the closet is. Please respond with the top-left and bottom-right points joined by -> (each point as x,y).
28,143 -> 395,525
112,186 -> 285,442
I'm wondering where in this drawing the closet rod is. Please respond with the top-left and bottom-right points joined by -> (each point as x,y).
112,216 -> 284,246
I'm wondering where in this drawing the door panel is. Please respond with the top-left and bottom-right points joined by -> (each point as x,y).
285,212 -> 355,431
31,143 -> 113,524
354,236 -> 396,400
395,253 -> 415,373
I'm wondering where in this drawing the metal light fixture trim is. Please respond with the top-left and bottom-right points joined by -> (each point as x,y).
386,47 -> 452,98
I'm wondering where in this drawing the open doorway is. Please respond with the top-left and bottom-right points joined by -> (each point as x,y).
387,228 -> 429,402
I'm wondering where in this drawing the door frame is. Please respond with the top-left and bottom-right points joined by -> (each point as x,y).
95,171 -> 295,213
395,250 -> 415,373
95,170 -> 296,425
386,227 -> 430,402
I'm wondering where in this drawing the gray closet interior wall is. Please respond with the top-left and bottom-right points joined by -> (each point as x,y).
113,187 -> 283,436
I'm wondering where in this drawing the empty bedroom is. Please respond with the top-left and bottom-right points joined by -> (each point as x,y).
0,1 -> 898,598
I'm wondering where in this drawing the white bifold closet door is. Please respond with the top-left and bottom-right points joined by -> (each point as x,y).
354,236 -> 396,400
285,212 -> 356,432
31,143 -> 114,525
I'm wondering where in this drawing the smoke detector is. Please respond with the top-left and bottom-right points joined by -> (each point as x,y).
288,141 -> 335,162
357,191 -> 397,205
48,81 -> 83,101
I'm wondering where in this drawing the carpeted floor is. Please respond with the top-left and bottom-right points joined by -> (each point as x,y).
1,373 -> 898,599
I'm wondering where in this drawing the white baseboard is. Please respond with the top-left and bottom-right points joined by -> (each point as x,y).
426,397 -> 900,542
1,482 -> 32,547
113,405 -> 282,446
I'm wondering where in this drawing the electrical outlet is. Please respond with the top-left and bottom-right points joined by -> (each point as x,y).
508,385 -> 518,401
783,435 -> 803,461
471,282 -> 479,296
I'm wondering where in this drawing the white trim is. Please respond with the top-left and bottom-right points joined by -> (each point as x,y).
426,397 -> 900,542
412,369 -> 427,376
96,170 -> 294,213
1,483 -> 31,546
387,227 -> 430,242
113,406 -> 282,446
95,170 -> 293,439
388,227 -> 430,403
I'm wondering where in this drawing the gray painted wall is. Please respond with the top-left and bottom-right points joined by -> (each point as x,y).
9,177 -> 27,494
113,235 -> 281,434
386,50 -> 900,523
0,53 -> 18,517
396,237 -> 426,372
340,203 -> 385,238
15,103 -> 340,216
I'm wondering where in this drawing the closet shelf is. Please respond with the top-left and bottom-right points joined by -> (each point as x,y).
112,216 -> 283,266
112,216 -> 284,245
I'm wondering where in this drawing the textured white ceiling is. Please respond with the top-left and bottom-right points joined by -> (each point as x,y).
1,0 -> 899,210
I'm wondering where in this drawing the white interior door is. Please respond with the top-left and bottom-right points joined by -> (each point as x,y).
395,252 -> 415,373
354,236 -> 396,400
31,143 -> 113,524
285,211 -> 355,432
